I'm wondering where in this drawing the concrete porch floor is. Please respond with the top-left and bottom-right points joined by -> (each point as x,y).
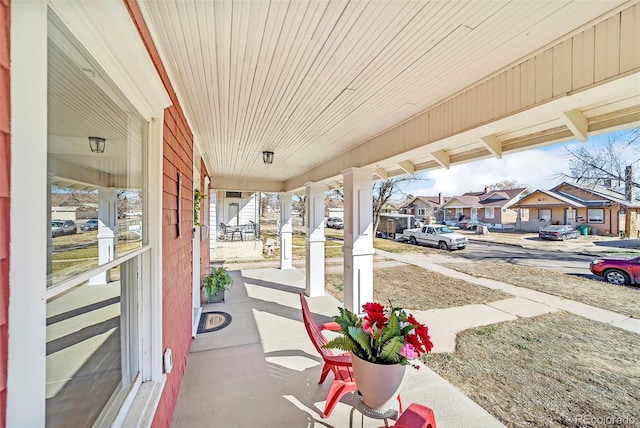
172,267 -> 504,428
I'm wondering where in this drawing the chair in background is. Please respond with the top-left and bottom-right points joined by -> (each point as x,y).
242,221 -> 256,241
218,223 -> 232,241
299,293 -> 356,418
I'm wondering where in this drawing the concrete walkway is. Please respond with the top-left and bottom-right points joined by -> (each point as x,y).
375,249 -> 640,354
173,268 -> 504,427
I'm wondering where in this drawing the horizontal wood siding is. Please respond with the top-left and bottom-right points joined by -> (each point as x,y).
124,1 -> 195,427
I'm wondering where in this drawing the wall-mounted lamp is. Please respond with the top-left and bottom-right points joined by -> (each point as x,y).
88,137 -> 106,153
262,150 -> 274,164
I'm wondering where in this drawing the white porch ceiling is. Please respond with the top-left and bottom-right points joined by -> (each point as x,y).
138,0 -> 640,191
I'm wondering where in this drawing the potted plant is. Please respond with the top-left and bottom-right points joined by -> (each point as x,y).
323,302 -> 433,410
201,266 -> 232,304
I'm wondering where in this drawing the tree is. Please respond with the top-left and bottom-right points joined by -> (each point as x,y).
484,179 -> 530,192
372,176 -> 426,233
556,127 -> 640,189
292,194 -> 306,226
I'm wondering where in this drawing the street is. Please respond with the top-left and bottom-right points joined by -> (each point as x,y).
453,241 -> 596,277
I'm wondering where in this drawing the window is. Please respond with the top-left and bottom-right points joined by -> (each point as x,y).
539,209 -> 551,221
587,209 -> 604,223
484,207 -> 495,219
417,208 -> 426,216
226,191 -> 242,198
46,12 -> 146,426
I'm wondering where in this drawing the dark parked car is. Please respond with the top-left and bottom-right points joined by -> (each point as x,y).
458,219 -> 481,230
51,220 -> 77,238
80,218 -> 99,231
590,256 -> 640,285
538,225 -> 580,241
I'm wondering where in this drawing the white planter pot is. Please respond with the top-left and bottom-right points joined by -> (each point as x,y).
350,352 -> 406,410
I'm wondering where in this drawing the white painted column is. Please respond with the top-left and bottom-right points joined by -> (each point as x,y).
89,188 -> 117,285
343,168 -> 374,314
305,183 -> 326,296
279,192 -> 293,270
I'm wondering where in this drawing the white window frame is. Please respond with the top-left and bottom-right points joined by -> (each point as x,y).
587,208 -> 604,223
417,208 -> 427,216
484,207 -> 495,219
9,2 -> 170,426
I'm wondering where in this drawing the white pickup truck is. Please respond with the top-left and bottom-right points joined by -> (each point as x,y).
403,225 -> 468,250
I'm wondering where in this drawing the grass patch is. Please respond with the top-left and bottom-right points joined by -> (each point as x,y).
442,261 -> 640,318
373,238 -> 439,254
325,264 -> 511,310
423,312 -> 640,427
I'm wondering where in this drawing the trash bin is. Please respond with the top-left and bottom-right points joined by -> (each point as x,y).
577,225 -> 589,236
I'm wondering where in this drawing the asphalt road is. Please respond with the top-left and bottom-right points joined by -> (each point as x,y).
453,241 -> 596,277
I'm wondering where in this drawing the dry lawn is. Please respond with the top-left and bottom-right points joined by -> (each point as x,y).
423,312 -> 640,427
442,261 -> 640,319
325,264 -> 511,309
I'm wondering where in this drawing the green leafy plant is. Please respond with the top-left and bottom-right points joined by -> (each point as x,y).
201,266 -> 232,296
323,302 -> 433,368
193,189 -> 207,226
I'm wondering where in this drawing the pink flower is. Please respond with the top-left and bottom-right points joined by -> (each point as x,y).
362,318 -> 375,335
401,343 -> 417,360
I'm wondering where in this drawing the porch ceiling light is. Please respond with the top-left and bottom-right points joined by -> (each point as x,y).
262,150 -> 274,164
88,136 -> 106,154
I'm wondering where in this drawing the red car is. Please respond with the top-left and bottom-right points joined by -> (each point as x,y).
589,256 -> 640,285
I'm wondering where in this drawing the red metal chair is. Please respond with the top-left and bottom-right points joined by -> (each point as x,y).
300,293 -> 357,418
383,403 -> 437,428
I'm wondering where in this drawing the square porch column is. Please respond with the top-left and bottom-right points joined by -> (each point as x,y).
305,183 -> 326,296
279,192 -> 293,270
342,168 -> 374,313
89,188 -> 118,285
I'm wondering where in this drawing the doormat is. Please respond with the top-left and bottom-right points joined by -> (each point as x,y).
198,311 -> 232,334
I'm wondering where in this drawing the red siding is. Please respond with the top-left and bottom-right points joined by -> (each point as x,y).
0,0 -> 9,426
124,2 -> 195,426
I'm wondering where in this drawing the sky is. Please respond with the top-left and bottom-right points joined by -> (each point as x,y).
400,128 -> 638,197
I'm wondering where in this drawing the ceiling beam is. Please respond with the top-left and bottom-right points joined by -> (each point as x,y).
479,135 -> 503,159
560,109 -> 588,142
431,150 -> 450,169
327,180 -> 342,189
397,160 -> 415,176
374,168 -> 388,180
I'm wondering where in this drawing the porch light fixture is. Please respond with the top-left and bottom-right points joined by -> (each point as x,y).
262,150 -> 274,164
88,136 -> 106,153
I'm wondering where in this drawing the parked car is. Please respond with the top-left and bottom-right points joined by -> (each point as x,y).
326,217 -> 344,229
51,220 -> 77,238
402,225 -> 468,250
590,256 -> 640,285
458,219 -> 482,230
80,218 -> 99,231
538,225 -> 580,241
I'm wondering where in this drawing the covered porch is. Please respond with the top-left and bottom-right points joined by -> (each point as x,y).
172,266 -> 503,427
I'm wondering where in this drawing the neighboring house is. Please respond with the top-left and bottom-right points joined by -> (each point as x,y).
400,194 -> 450,223
212,191 -> 261,240
50,206 -> 78,221
513,182 -> 640,237
442,187 -> 529,229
